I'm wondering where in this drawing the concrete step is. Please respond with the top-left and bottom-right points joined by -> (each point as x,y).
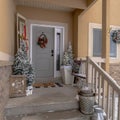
6,110 -> 91,120
5,86 -> 79,116
5,99 -> 79,116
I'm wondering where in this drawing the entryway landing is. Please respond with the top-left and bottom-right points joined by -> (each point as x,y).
5,85 -> 78,116
5,85 -> 91,120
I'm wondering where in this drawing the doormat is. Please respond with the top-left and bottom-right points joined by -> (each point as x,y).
33,82 -> 63,88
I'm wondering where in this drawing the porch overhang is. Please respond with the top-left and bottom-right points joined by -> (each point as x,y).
15,0 -> 96,12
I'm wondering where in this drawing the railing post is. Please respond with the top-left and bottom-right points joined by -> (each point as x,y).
102,0 -> 110,72
86,56 -> 89,83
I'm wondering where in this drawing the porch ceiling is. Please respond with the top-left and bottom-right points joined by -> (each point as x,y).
15,0 -> 88,12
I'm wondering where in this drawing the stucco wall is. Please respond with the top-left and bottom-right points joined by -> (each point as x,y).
0,0 -> 16,56
17,6 -> 73,48
0,65 -> 12,120
78,0 -> 120,58
110,63 -> 120,86
78,0 -> 102,58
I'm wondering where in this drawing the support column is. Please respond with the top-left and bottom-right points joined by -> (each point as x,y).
102,0 -> 110,72
73,9 -> 83,57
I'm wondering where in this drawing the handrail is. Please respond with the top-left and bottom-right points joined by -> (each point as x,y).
86,56 -> 120,120
88,57 -> 120,93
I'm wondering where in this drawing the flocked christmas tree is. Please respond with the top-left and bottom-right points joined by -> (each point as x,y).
12,40 -> 34,86
62,42 -> 74,66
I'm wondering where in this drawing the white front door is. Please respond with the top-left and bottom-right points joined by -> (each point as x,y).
32,26 -> 54,82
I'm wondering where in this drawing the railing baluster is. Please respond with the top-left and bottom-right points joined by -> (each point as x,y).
91,65 -> 94,85
98,74 -> 101,106
102,77 -> 105,110
118,95 -> 120,120
89,64 -> 93,84
106,84 -> 110,120
86,56 -> 89,83
96,71 -> 98,93
83,61 -> 86,75
94,70 -> 97,93
112,90 -> 115,120
92,67 -> 95,91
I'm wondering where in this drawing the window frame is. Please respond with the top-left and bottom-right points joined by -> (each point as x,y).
89,23 -> 120,62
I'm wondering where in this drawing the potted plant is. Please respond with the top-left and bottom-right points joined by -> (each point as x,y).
12,40 -> 34,96
61,42 -> 74,85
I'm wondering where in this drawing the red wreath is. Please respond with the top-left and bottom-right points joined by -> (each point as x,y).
37,33 -> 48,48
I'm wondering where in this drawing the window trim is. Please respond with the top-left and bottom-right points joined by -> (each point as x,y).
89,23 -> 120,63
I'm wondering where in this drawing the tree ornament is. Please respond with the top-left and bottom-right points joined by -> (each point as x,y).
62,42 -> 74,66
37,32 -> 48,48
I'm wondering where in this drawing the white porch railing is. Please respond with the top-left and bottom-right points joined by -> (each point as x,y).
85,56 -> 120,120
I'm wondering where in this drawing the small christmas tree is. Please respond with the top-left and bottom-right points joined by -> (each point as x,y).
62,42 -> 73,66
12,40 -> 34,86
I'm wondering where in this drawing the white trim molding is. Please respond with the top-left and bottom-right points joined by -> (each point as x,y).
0,51 -> 14,61
89,23 -> 120,63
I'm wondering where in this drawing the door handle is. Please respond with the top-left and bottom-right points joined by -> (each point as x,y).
51,50 -> 54,56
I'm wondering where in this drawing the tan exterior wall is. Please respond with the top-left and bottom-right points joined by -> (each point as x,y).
110,1 -> 120,25
78,0 -> 120,58
78,0 -> 102,58
0,0 -> 16,56
17,6 -> 73,48
73,10 -> 83,57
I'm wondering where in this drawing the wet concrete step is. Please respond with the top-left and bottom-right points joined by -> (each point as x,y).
6,110 -> 91,120
5,86 -> 79,116
5,99 -> 79,116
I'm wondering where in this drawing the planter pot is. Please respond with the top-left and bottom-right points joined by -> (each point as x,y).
9,75 -> 27,98
61,65 -> 74,85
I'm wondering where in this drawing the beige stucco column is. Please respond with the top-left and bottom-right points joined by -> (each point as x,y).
102,0 -> 110,72
73,9 -> 83,58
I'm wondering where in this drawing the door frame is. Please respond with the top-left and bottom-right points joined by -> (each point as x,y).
28,20 -> 67,78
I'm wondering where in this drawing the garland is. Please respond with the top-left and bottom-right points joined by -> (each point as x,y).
112,30 -> 120,43
37,33 -> 48,48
